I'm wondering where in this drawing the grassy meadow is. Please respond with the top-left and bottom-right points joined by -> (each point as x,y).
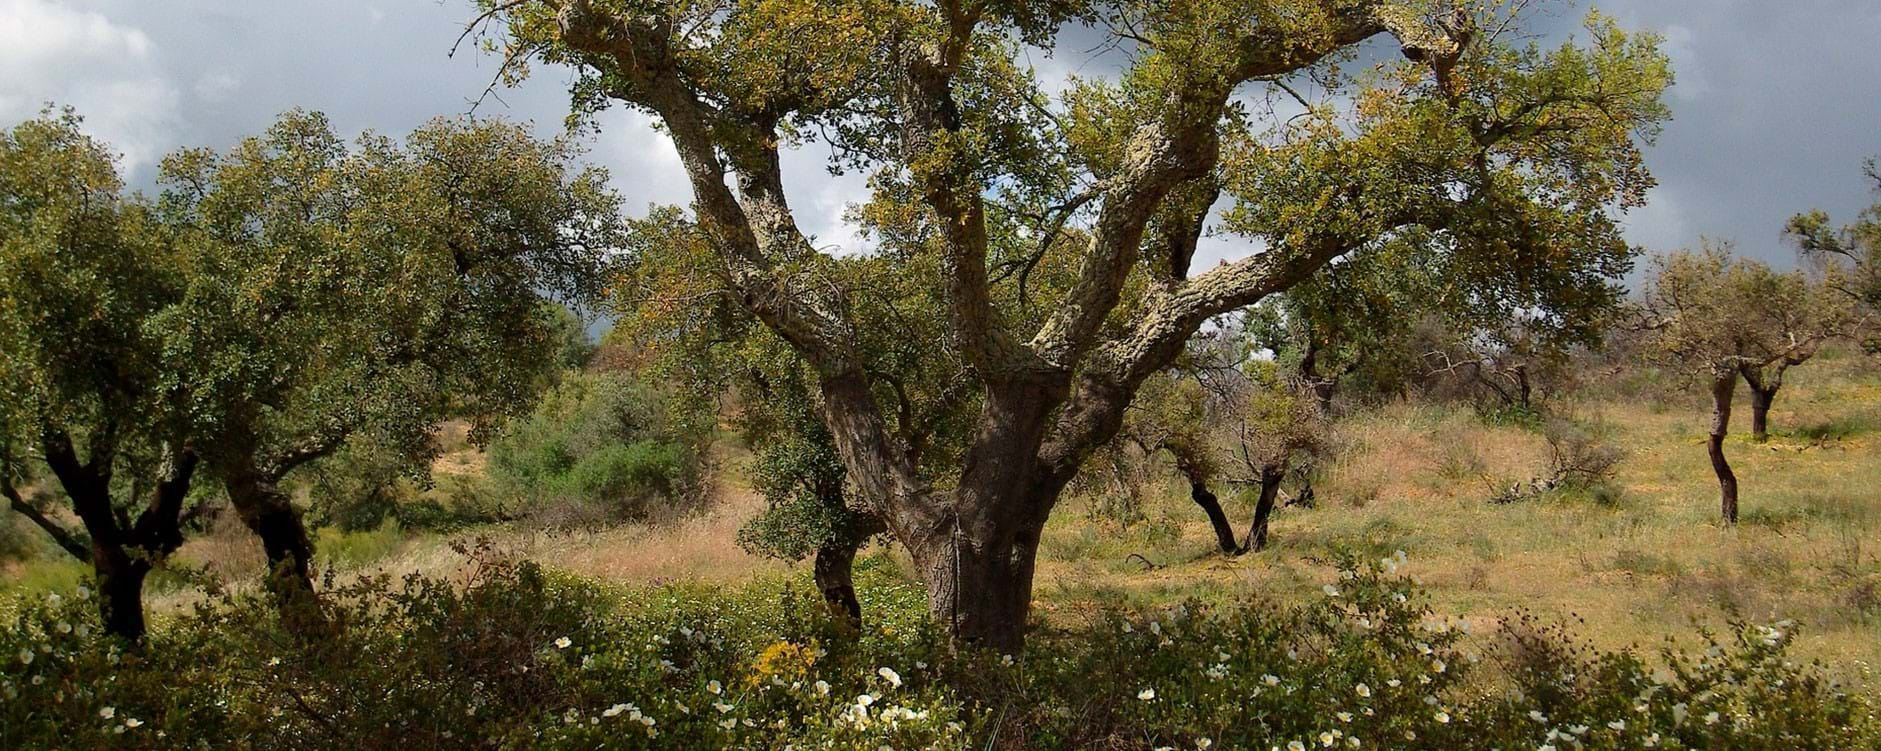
7,351 -> 1876,680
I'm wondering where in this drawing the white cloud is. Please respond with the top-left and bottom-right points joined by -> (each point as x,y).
193,71 -> 240,103
1660,24 -> 1711,102
0,0 -> 179,174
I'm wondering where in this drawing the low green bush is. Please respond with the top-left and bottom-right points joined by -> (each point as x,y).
0,550 -> 1874,749
487,372 -> 710,525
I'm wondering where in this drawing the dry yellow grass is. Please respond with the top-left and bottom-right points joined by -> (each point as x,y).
1033,351 -> 1881,674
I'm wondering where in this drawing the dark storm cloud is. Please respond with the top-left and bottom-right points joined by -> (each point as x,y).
5,0 -> 1878,265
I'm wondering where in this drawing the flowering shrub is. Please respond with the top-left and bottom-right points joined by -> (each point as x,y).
0,548 -> 1874,749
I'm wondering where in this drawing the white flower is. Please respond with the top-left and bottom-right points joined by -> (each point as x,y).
1433,710 -> 1450,724
878,667 -> 902,688
1704,712 -> 1720,726
1289,742 -> 1307,751
603,704 -> 629,718
1336,712 -> 1353,723
124,718 -> 143,729
55,622 -> 71,634
1323,584 -> 1340,597
718,718 -> 738,730
714,701 -> 735,713
855,694 -> 875,707
100,707 -> 116,719
1355,683 -> 1370,698
1197,739 -> 1213,749
1431,659 -> 1446,674
1607,720 -> 1625,731
1671,703 -> 1689,724
1319,731 -> 1336,747
1137,688 -> 1156,701
707,679 -> 724,694
1529,710 -> 1547,723
17,650 -> 31,665
1262,674 -> 1281,686
553,637 -> 572,649
76,586 -> 92,600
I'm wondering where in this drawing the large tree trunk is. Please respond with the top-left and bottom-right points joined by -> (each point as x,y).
1748,385 -> 1777,443
909,525 -> 1041,653
225,475 -> 322,630
812,540 -> 862,628
93,551 -> 152,642
1240,465 -> 1286,554
1708,373 -> 1740,524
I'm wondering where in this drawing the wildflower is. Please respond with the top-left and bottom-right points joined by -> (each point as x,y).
1671,703 -> 1689,724
718,718 -> 738,730
1431,659 -> 1446,674
1354,683 -> 1371,698
1433,710 -> 1450,724
1319,731 -> 1337,746
855,694 -> 876,707
100,707 -> 116,719
1197,739 -> 1213,749
707,680 -> 722,694
76,586 -> 91,600
17,649 -> 31,665
1337,712 -> 1352,722
1704,712 -> 1720,726
1288,741 -> 1307,751
603,704 -> 630,718
814,680 -> 831,695
1137,688 -> 1156,701
553,637 -> 572,650
1529,710 -> 1547,723
1323,584 -> 1340,597
714,701 -> 735,714
56,622 -> 71,634
1607,720 -> 1625,731
124,718 -> 143,728
1262,674 -> 1281,686
878,667 -> 902,688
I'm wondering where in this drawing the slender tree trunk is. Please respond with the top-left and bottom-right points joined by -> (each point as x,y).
1748,385 -> 1777,442
225,475 -> 322,630
1172,455 -> 1236,554
1708,373 -> 1740,524
1240,466 -> 1286,554
812,539 -> 862,628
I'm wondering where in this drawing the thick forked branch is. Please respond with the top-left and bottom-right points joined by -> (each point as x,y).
554,0 -> 940,537
1029,2 -> 1464,367
3,477 -> 89,561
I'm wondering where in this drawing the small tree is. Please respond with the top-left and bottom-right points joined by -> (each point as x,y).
1636,244 -> 1855,523
150,111 -> 620,622
0,110 -> 202,640
1786,157 -> 1881,345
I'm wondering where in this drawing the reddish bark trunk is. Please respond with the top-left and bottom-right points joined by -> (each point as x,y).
1709,374 -> 1740,524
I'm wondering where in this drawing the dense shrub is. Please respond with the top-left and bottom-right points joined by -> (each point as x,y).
486,372 -> 710,525
0,551 -> 1874,749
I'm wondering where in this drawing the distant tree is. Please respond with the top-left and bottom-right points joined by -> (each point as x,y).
1636,244 -> 1856,523
481,0 -> 1669,648
149,111 -> 620,623
1786,158 -> 1881,344
0,110 -> 201,640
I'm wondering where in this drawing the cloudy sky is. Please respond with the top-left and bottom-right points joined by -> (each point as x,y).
5,0 -> 1878,270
